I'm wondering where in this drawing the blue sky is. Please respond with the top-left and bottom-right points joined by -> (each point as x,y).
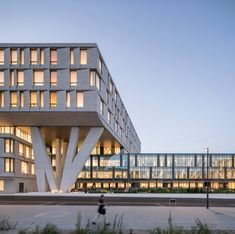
0,0 -> 234,153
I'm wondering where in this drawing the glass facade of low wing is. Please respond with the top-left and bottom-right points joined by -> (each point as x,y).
76,153 -> 235,191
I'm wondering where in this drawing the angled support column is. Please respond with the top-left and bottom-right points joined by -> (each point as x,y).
31,127 -> 57,192
60,127 -> 104,192
55,138 -> 62,189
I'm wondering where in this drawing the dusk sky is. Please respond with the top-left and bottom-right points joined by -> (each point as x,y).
1,0 -> 234,153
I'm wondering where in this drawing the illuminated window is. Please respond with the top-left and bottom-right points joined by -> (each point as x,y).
40,91 -> 44,107
10,71 -> 15,86
76,92 -> 84,108
40,49 -> 44,64
10,49 -> 17,64
80,49 -> 87,65
89,71 -> 96,86
89,71 -> 100,90
19,143 -> 24,156
10,91 -> 17,107
96,74 -> 100,90
4,158 -> 14,172
66,91 -> 71,108
30,91 -> 37,107
0,49 -> 4,65
20,49 -> 24,64
4,139 -> 14,153
50,91 -> 57,107
17,71 -> 24,86
108,111 -> 111,124
0,91 -> 4,107
0,71 -> 4,86
100,99 -> 104,115
0,180 -> 4,191
30,49 -> 37,64
31,164 -> 35,175
20,91 -> 24,107
21,161 -> 28,174
98,57 -> 102,73
70,49 -> 74,64
33,71 -> 44,86
50,49 -> 57,64
50,71 -> 57,86
25,146 -> 30,158
70,71 -> 77,86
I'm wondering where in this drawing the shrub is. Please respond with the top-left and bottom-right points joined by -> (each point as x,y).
0,214 -> 17,231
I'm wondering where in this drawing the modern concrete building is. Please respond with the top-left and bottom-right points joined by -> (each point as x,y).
0,43 -> 141,193
1,44 -> 234,194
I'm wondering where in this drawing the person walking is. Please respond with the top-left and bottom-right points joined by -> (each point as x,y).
92,194 -> 110,225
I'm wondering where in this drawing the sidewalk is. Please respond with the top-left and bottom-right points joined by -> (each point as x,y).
1,204 -> 235,233
1,192 -> 235,199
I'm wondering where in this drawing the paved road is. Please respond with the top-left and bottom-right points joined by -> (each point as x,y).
0,195 -> 235,207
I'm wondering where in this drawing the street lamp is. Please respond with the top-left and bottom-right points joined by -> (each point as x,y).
205,147 -> 209,209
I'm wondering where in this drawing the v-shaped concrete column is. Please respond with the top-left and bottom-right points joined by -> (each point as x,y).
31,127 -> 103,192
60,127 -> 104,192
31,127 -> 57,192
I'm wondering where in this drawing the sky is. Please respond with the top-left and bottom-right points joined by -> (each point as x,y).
0,0 -> 234,153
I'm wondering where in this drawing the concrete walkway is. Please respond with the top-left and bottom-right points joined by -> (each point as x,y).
1,205 -> 235,233
1,192 -> 235,199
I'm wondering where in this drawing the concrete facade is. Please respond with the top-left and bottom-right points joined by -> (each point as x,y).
0,43 -> 141,193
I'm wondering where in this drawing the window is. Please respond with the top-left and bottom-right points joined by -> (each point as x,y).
100,99 -> 104,115
4,139 -> 14,153
98,57 -> 102,73
20,91 -> 24,108
21,161 -> 28,174
109,78 -> 113,93
66,92 -> 71,108
50,91 -> 57,107
20,49 -> 24,64
0,49 -> 4,65
40,91 -> 44,107
10,49 -> 17,64
25,146 -> 30,158
70,71 -> 77,86
0,180 -> 4,191
70,49 -> 74,64
4,158 -> 14,173
89,71 -> 96,86
50,71 -> 57,86
31,164 -> 35,175
33,71 -> 44,86
108,111 -> 111,124
89,71 -> 100,90
19,143 -> 24,156
30,49 -> 37,64
0,71 -> 4,86
76,92 -> 84,108
40,49 -> 44,64
80,49 -> 87,65
17,71 -> 24,86
30,91 -> 37,107
96,73 -> 100,90
10,91 -> 17,107
0,91 -> 4,107
10,70 -> 15,86
50,49 -> 57,64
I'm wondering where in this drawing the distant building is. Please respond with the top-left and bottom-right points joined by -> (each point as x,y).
0,44 -> 140,193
